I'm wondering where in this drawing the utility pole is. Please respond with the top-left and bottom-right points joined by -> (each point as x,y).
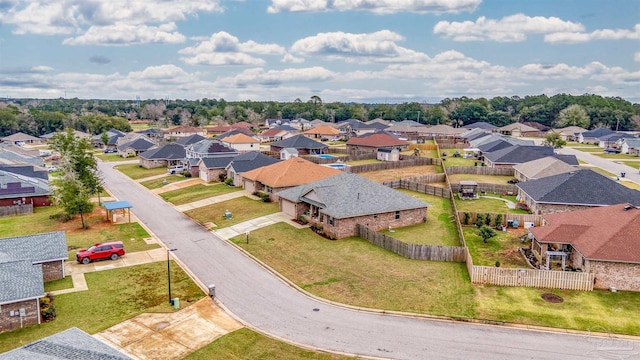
417,111 -> 421,123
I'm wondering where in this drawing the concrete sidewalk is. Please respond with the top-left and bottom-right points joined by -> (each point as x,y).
214,212 -> 309,240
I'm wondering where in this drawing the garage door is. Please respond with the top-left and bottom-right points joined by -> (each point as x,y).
281,199 -> 296,217
199,169 -> 208,182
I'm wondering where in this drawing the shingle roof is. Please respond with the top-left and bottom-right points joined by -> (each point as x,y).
165,125 -> 203,133
497,122 -> 540,132
0,145 -> 45,167
139,144 -> 186,160
117,137 -> 156,151
580,128 -> 614,138
425,124 -> 467,135
530,203 -> 640,262
215,128 -> 255,140
278,173 -> 429,219
1,132 -> 42,142
241,157 -> 341,188
484,145 -> 554,164
269,135 -> 327,150
221,133 -> 259,144
552,154 -> 579,166
0,165 -> 48,180
303,125 -> 340,135
513,156 -> 576,180
0,327 -> 133,359
552,126 -> 587,136
0,260 -> 44,304
346,131 -> 407,147
464,122 -> 497,130
173,134 -> 207,146
622,138 -> 640,148
0,231 -> 68,263
0,168 -> 51,200
186,139 -> 237,155
517,169 -> 640,206
227,151 -> 280,173
199,156 -> 235,169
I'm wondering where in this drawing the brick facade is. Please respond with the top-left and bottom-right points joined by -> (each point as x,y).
518,189 -> 597,215
0,196 -> 51,208
139,158 -> 168,169
41,260 -> 64,282
311,208 -> 427,239
0,298 -> 40,333
588,261 -> 640,291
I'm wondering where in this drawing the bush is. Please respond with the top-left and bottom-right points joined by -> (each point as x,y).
181,171 -> 192,178
475,213 -> 484,228
297,216 -> 309,225
259,193 -> 271,203
224,177 -> 233,186
218,173 -> 227,182
495,261 -> 501,267
40,293 -> 56,322
463,212 -> 471,225
494,214 -> 503,228
484,213 -> 492,226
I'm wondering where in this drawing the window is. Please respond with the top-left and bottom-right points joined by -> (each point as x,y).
373,214 -> 378,219
328,217 -> 334,226
320,214 -> 324,222
395,211 -> 400,220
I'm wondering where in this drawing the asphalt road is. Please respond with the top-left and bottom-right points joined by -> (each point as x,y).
558,147 -> 640,184
99,162 -> 640,360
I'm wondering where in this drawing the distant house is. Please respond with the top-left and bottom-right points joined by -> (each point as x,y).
0,327 -> 133,359
620,137 -> 640,155
134,128 -> 164,140
516,169 -> 640,214
0,231 -> 67,333
529,203 -> 640,291
258,125 -> 297,142
464,122 -> 497,130
597,133 -> 632,149
204,122 -> 255,136
116,136 -> 156,158
214,128 -> 256,141
40,129 -> 91,142
138,143 -> 186,169
241,157 -> 341,201
185,139 -> 238,177
278,173 -> 429,239
483,145 -> 555,167
92,128 -> 126,149
197,156 -> 236,183
496,123 -> 540,137
424,124 -> 467,137
225,151 -> 280,186
0,166 -> 51,208
303,125 -> 340,140
0,132 -> 43,145
513,156 -> 576,182
476,137 -> 535,154
0,143 -> 45,168
163,125 -> 204,139
269,135 -> 328,155
173,134 -> 207,147
346,131 -> 408,155
335,119 -> 387,138
219,133 -> 260,153
550,126 -> 587,141
578,128 -> 613,144
265,118 -> 292,128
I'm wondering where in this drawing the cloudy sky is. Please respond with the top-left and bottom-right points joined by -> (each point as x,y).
0,0 -> 638,103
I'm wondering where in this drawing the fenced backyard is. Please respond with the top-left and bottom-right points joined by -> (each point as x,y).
446,166 -> 515,176
357,225 -> 466,262
348,157 -> 441,173
383,179 -> 451,198
457,212 -> 543,227
0,203 -> 33,217
450,183 -> 518,195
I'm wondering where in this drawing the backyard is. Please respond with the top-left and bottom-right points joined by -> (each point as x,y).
463,227 -> 529,268
454,196 -> 529,214
357,165 -> 441,182
439,149 -> 477,167
115,163 -> 168,180
448,174 -> 515,185
185,196 -> 279,229
160,184 -> 242,205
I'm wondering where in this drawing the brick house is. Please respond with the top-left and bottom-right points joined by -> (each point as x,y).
529,203 -> 640,291
483,145 -> 555,168
345,131 -> 408,155
1,132 -> 44,145
163,125 -> 204,140
268,135 -> 328,155
495,123 -> 541,137
0,231 -> 68,333
516,169 -> 640,215
225,151 -> 280,187
197,156 -> 235,183
0,165 -> 52,208
303,125 -> 340,140
278,173 -> 429,239
138,144 -> 186,169
512,156 -> 576,182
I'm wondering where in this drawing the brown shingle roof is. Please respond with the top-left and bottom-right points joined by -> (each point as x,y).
530,204 -> 640,262
222,133 -> 258,143
303,125 -> 340,136
241,157 -> 341,188
346,132 -> 408,147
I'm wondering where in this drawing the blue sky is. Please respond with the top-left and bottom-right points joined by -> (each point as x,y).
0,0 -> 638,103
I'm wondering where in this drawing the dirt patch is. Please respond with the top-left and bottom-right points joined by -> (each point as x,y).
358,165 -> 440,182
56,206 -> 112,233
541,293 -> 564,303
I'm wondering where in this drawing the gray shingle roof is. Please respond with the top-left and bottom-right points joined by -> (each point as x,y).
0,169 -> 51,200
215,128 -> 255,140
173,134 -> 207,146
139,144 -> 186,161
278,173 -> 429,219
227,151 -> 280,173
0,231 -> 68,263
0,327 -> 133,359
517,169 -> 640,206
513,156 -> 576,180
0,260 -> 44,303
187,139 -> 236,155
622,138 -> 640,148
270,135 -> 327,150
464,122 -> 497,130
117,138 -> 156,151
0,165 -> 48,180
484,145 -> 554,164
553,154 -> 579,166
200,156 -> 235,169
580,128 -> 614,139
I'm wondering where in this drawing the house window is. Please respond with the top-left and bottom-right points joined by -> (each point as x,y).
395,211 -> 400,220
373,214 -> 378,219
328,217 -> 334,226
320,214 -> 324,222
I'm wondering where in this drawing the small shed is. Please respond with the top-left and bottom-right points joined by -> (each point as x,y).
280,147 -> 299,160
103,200 -> 132,223
377,148 -> 400,162
459,181 -> 478,199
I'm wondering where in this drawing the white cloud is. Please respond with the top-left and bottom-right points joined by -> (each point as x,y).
267,0 -> 481,14
434,13 -> 584,42
281,53 -> 305,63
291,30 -> 429,63
635,52 -> 640,62
222,67 -> 337,87
544,24 -> 640,43
179,32 -> 284,66
62,23 -> 186,46
31,65 -> 54,73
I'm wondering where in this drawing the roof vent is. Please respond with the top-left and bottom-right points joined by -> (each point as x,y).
624,205 -> 633,211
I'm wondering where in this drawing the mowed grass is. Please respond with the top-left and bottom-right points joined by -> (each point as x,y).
44,276 -> 74,292
95,153 -> 134,162
231,222 -> 476,317
185,328 -> 352,360
463,227 -> 529,268
160,184 -> 242,205
115,163 -> 167,180
358,165 -> 440,182
379,190 -> 459,246
448,174 -> 514,185
0,262 -> 205,353
140,174 -> 188,189
620,161 -> 640,169
620,181 -> 640,191
185,196 -> 279,228
440,149 -> 477,167
454,197 -> 529,214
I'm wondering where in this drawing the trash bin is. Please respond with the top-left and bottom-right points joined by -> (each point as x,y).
172,298 -> 179,309
621,172 -> 626,178
208,284 -> 216,298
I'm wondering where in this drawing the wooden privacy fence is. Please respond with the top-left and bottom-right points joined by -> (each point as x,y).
0,203 -> 33,217
468,263 -> 594,291
450,183 -> 518,195
357,225 -> 466,262
408,144 -> 439,151
435,142 -> 468,149
446,166 -> 515,176
403,173 -> 447,184
348,157 -> 440,173
457,211 -> 543,227
383,179 -> 451,198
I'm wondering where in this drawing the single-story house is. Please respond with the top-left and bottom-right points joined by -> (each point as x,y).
117,136 -> 156,158
138,143 -> 186,169
513,156 -> 577,182
496,123 -> 541,137
134,128 -> 164,140
269,135 -> 328,155
92,128 -> 126,149
516,169 -> 640,214
205,123 -> 254,136
40,129 -> 92,142
303,125 -> 340,140
163,125 -> 205,139
1,132 -> 44,145
464,122 -> 497,131
483,145 -> 555,167
197,156 -> 236,183
173,134 -> 207,147
219,133 -> 260,153
529,203 -> 640,291
0,143 -> 45,168
424,124 -> 467,137
0,231 -> 68,333
225,151 -> 280,186
278,173 -> 429,239
0,327 -> 133,359
241,157 -> 341,201
185,139 -> 238,160
0,166 -> 51,208
335,119 -> 386,138
549,126 -> 587,141
214,128 -> 256,141
258,125 -> 298,142
578,128 -> 614,144
597,133 -> 633,149
620,137 -> 640,155
346,131 -> 408,155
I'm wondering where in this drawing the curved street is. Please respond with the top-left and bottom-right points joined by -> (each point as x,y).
557,147 -> 640,184
98,161 -> 639,360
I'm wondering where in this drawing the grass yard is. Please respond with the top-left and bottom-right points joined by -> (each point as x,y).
620,181 -> 640,191
140,174 -> 188,189
346,159 -> 380,166
115,163 -> 167,180
379,190 -> 459,246
160,184 -> 242,205
185,196 -> 279,228
448,174 -> 514,185
454,196 -> 529,214
620,161 -> 640,169
463,227 -> 529,268
44,276 -> 74,292
95,153 -> 134,162
440,149 -> 477,167
185,328 -> 352,360
592,153 -> 639,160
358,165 -> 440,182
232,223 -> 476,317
0,262 -> 205,353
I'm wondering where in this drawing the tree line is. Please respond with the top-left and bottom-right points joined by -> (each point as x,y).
1,93 -> 638,137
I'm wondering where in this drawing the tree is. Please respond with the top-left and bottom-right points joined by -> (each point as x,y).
100,132 -> 109,148
555,104 -> 590,128
493,214 -> 503,228
475,213 -> 484,228
478,225 -> 497,244
50,129 -> 103,229
423,106 -> 448,125
543,132 -> 567,149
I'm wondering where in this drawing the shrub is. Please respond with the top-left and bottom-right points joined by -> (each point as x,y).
181,171 -> 192,178
463,212 -> 471,225
218,173 -> 227,182
475,213 -> 484,228
224,177 -> 233,186
259,193 -> 271,202
495,261 -> 501,267
40,293 -> 56,322
297,216 -> 309,225
484,213 -> 492,226
494,214 -> 503,228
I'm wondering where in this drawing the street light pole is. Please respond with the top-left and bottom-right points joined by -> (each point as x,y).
167,248 -> 177,304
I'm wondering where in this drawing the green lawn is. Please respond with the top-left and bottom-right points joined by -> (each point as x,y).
66,222 -> 158,260
115,163 -> 167,180
620,161 -> 640,169
44,276 -> 74,292
448,174 -> 514,185
463,227 -> 529,268
95,153 -> 135,162
185,196 -> 280,228
0,206 -> 64,236
346,159 -> 379,165
592,153 -> 639,160
379,190 -> 459,246
185,328 -> 352,360
0,262 -> 205,353
160,184 -> 242,206
232,223 -> 476,317
441,156 -> 477,167
140,175 -> 188,189
454,197 -> 529,214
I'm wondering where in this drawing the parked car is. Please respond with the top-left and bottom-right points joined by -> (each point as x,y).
46,165 -> 58,172
76,241 -> 125,264
507,178 -> 519,184
103,148 -> 117,153
603,147 -> 620,154
167,165 -> 185,174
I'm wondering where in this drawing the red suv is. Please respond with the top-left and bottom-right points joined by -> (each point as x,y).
76,241 -> 125,264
